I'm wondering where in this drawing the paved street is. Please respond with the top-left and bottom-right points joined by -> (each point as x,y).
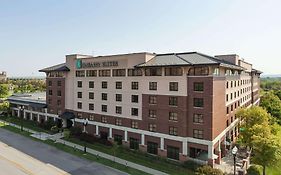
0,128 -> 127,175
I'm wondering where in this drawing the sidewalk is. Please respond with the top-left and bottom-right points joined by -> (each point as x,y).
0,120 -> 169,175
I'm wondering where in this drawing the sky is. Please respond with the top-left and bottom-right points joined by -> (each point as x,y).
0,0 -> 281,77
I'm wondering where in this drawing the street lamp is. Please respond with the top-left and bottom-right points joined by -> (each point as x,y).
19,106 -> 25,132
83,118 -> 89,153
232,146 -> 238,175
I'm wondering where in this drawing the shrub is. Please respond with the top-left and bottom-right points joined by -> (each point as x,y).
195,165 -> 224,175
69,126 -> 82,137
183,160 -> 200,171
39,119 -> 56,130
247,165 -> 262,175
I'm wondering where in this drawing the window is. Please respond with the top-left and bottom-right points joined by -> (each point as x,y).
77,81 -> 82,88
57,90 -> 62,97
131,108 -> 138,116
188,67 -> 209,76
169,112 -> 178,121
116,82 -> 122,89
76,70 -> 85,77
147,142 -> 158,155
89,92 -> 94,99
116,106 -> 122,114
131,95 -> 139,103
57,100 -> 61,106
149,96 -> 157,104
226,82 -> 229,88
167,146 -> 179,160
169,97 -> 178,106
129,138 -> 139,150
86,70 -> 97,77
149,82 -> 157,90
57,81 -> 61,86
89,103 -> 94,111
112,69 -> 126,76
102,93 -> 107,100
89,115 -> 94,121
131,121 -> 138,129
145,68 -> 162,76
193,98 -> 204,107
149,110 -> 156,118
77,92 -> 82,98
77,102 -> 82,109
102,105 -> 107,112
169,82 -> 178,91
148,124 -> 156,132
131,82 -> 139,90
193,114 -> 203,124
165,67 -> 183,76
48,81 -> 52,86
128,69 -> 142,76
102,81 -> 107,89
116,94 -> 122,102
89,81 -> 94,88
114,134 -> 123,145
226,94 -> 229,101
194,82 -> 204,91
99,69 -> 111,77
101,116 -> 107,123
169,127 -> 178,136
193,129 -> 203,139
115,118 -> 122,126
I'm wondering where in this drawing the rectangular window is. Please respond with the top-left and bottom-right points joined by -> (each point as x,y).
77,92 -> 82,98
48,81 -> 52,86
131,121 -> 138,129
165,67 -> 183,76
57,100 -> 61,106
115,119 -> 122,126
77,102 -> 82,109
169,127 -> 178,136
77,81 -> 82,88
57,90 -> 61,97
102,93 -> 107,101
76,70 -> 85,77
89,81 -> 94,88
131,95 -> 139,103
148,124 -> 156,132
131,108 -> 138,116
89,92 -> 94,99
193,98 -> 204,107
145,68 -> 162,76
102,105 -> 107,112
116,94 -> 122,102
169,97 -> 178,106
101,116 -> 107,123
193,114 -> 203,124
169,112 -> 178,121
129,138 -> 139,150
193,129 -> 203,139
167,146 -> 179,160
99,69 -> 111,77
149,82 -> 157,90
128,69 -> 142,76
116,106 -> 122,114
147,142 -> 158,155
149,110 -> 156,118
116,81 -> 122,89
57,81 -> 61,86
112,69 -> 126,77
89,115 -> 94,121
194,82 -> 204,91
114,134 -> 123,145
86,70 -> 97,77
226,94 -> 229,101
149,96 -> 157,104
102,81 -> 108,89
169,82 -> 178,91
89,103 -> 94,111
48,90 -> 52,95
131,82 -> 139,90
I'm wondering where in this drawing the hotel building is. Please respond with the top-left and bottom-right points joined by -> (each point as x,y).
9,52 -> 261,166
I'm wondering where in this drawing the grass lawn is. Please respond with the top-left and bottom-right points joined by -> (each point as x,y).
0,123 -> 150,175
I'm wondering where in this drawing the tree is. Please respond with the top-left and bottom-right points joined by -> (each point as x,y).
195,165 -> 224,175
0,84 -> 9,98
260,92 -> 281,124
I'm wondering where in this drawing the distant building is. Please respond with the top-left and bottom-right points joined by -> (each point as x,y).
8,51 -> 262,166
0,71 -> 7,81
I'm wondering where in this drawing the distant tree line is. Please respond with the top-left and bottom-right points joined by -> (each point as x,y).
1,79 -> 46,94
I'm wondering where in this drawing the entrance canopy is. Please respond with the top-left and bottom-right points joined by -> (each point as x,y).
60,112 -> 75,120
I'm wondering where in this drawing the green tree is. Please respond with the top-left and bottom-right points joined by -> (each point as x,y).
0,84 -> 9,98
260,92 -> 281,124
195,165 -> 224,175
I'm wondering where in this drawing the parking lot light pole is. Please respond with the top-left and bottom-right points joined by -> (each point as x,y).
232,146 -> 238,175
19,106 -> 25,132
83,118 -> 88,153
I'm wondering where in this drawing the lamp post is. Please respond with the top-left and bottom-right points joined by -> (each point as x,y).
232,146 -> 238,175
19,106 -> 25,132
83,118 -> 89,153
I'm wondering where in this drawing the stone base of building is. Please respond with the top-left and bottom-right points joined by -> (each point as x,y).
139,144 -> 147,152
158,148 -> 167,157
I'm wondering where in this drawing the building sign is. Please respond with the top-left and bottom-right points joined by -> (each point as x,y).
76,59 -> 118,69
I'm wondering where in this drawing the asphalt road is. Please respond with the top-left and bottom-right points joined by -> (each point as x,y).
0,128 -> 127,175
